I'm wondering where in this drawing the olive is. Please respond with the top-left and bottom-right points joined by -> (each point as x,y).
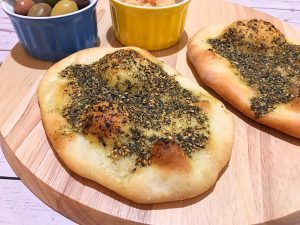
51,0 -> 78,16
27,3 -> 52,17
44,0 -> 59,7
14,0 -> 35,15
73,0 -> 89,9
33,0 -> 44,3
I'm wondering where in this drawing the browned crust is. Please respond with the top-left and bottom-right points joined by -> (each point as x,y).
84,102 -> 128,144
187,20 -> 300,138
38,47 -> 234,203
151,140 -> 191,172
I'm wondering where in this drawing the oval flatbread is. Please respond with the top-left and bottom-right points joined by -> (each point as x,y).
38,47 -> 234,203
188,19 -> 300,138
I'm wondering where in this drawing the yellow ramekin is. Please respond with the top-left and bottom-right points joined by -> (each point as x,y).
109,0 -> 191,50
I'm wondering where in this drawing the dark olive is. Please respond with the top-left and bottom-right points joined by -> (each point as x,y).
27,3 -> 52,17
32,0 -> 44,3
44,0 -> 59,7
14,0 -> 35,15
73,0 -> 89,9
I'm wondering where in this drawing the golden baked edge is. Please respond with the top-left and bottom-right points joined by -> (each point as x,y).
187,20 -> 300,138
38,46 -> 234,203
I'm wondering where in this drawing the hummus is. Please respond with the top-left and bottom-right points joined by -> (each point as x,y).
121,0 -> 181,7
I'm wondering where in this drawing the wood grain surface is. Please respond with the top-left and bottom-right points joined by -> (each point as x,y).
1,0 -> 300,224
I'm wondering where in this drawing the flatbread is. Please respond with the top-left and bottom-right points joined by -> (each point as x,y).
38,47 -> 234,203
188,19 -> 300,138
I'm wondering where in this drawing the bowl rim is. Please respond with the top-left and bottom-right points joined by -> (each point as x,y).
1,0 -> 98,20
110,0 -> 190,10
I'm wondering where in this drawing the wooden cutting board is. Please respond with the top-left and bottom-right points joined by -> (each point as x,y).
0,0 -> 300,224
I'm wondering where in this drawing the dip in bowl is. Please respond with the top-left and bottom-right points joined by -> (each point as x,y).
120,0 -> 180,7
109,0 -> 190,50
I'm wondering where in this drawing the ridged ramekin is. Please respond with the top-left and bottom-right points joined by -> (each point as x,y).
109,0 -> 191,51
2,0 -> 98,61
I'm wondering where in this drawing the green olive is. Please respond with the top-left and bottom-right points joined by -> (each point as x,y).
14,0 -> 35,15
44,0 -> 59,7
51,0 -> 78,16
27,3 -> 52,17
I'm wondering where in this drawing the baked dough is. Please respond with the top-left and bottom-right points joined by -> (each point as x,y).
38,47 -> 234,203
188,19 -> 300,138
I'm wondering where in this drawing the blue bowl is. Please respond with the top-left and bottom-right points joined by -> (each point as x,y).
2,0 -> 98,61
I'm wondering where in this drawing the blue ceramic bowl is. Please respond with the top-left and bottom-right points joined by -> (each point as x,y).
2,0 -> 98,61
